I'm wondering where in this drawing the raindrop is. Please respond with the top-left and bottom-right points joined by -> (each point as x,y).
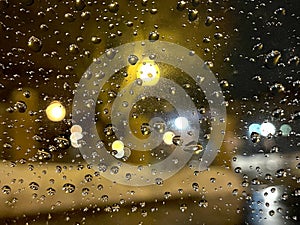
110,166 -> 119,174
269,210 -> 275,216
81,188 -> 89,196
183,142 -> 203,154
23,90 -> 31,98
253,43 -> 263,51
205,16 -> 213,26
149,31 -> 159,41
64,13 -> 75,22
46,187 -> 56,196
84,174 -> 93,182
128,55 -> 139,65
14,101 -> 27,113
54,136 -> 70,150
188,9 -> 198,21
141,123 -> 151,135
91,36 -> 101,44
75,0 -> 86,11
214,32 -> 223,40
69,44 -> 79,54
62,183 -> 76,193
104,124 -> 116,136
108,2 -> 119,13
264,50 -> 281,69
250,132 -> 260,143
272,108 -> 284,118
177,1 -> 187,11
98,163 -> 107,172
288,56 -> 299,66
164,192 -> 171,199
105,48 -> 117,59
172,135 -> 183,146
198,199 -> 208,208
36,149 -> 52,160
155,177 -> 163,185
153,121 -> 166,133
97,184 -> 103,190
180,203 -> 187,212
234,167 -> 242,173
1,185 -> 11,194
29,182 -> 39,190
28,36 -> 42,52
125,173 -> 132,180
192,182 -> 199,191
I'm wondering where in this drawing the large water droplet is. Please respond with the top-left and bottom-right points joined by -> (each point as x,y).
188,9 -> 198,21
264,50 -> 281,69
29,182 -> 39,190
62,183 -> 76,193
14,101 -> 27,113
128,55 -> 139,65
75,0 -> 86,11
149,31 -> 159,41
28,36 -> 42,52
108,2 -> 119,13
2,185 -> 11,194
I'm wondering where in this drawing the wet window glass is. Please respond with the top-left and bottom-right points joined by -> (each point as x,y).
0,0 -> 299,224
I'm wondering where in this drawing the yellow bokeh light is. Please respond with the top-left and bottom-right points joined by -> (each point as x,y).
45,101 -> 66,122
112,140 -> 125,158
163,131 -> 175,145
136,60 -> 160,86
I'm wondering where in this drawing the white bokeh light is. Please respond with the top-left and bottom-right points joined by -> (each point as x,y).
175,116 -> 189,130
260,122 -> 276,137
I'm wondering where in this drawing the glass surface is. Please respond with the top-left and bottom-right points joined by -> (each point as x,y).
0,0 -> 299,224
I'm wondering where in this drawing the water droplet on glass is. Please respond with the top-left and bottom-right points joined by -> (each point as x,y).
84,174 -> 93,182
180,203 -> 188,212
188,9 -> 198,21
141,123 -> 151,135
46,187 -> 56,196
104,124 -> 115,136
105,48 -> 116,59
149,31 -> 159,42
29,182 -> 39,190
91,36 -> 101,44
128,55 -> 139,65
198,199 -> 208,208
62,183 -> 76,193
155,177 -> 163,185
54,136 -> 70,149
28,36 -> 42,52
23,90 -> 31,98
205,16 -> 213,26
14,101 -> 27,113
69,44 -> 79,54
183,142 -> 203,154
75,0 -> 86,11
97,184 -> 103,190
264,50 -> 281,69
172,135 -> 183,146
250,132 -> 260,143
110,166 -> 119,174
108,2 -> 119,13
36,149 -> 52,160
153,121 -> 166,133
2,185 -> 11,194
177,1 -> 187,11
192,182 -> 199,191
81,188 -> 89,196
